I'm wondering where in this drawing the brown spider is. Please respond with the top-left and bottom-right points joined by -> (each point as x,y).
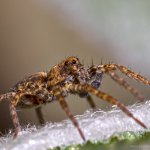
0,56 -> 149,141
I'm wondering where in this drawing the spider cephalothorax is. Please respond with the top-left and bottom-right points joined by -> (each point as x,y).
47,57 -> 89,87
0,56 -> 149,141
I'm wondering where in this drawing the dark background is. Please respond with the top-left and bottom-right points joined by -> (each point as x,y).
0,0 -> 150,134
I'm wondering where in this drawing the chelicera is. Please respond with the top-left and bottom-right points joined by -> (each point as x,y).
0,56 -> 149,141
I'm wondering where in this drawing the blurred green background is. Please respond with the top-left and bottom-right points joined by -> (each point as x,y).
0,0 -> 150,135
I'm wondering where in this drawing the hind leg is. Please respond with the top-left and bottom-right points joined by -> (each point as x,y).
108,71 -> 145,101
10,102 -> 20,138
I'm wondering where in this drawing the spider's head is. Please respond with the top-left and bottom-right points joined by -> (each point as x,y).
63,56 -> 82,75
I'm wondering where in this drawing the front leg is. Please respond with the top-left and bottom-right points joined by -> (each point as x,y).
108,71 -> 145,101
68,84 -> 147,129
97,63 -> 150,85
89,64 -> 146,102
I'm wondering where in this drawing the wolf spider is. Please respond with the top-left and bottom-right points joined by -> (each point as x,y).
0,56 -> 149,141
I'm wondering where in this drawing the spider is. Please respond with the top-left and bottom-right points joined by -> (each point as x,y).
0,56 -> 149,141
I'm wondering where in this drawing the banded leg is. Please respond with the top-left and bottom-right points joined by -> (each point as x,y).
97,64 -> 150,85
108,71 -> 145,101
35,106 -> 45,125
10,98 -> 21,138
56,94 -> 85,141
0,92 -> 15,102
69,84 -> 147,129
9,92 -> 31,138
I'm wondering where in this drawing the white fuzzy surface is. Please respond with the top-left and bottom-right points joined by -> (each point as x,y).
0,100 -> 150,150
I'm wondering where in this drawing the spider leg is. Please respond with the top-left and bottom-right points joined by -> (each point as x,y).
10,92 -> 42,138
9,93 -> 22,138
55,92 -> 85,141
108,71 -> 145,101
10,104 -> 20,138
35,106 -> 45,125
24,94 -> 46,125
24,90 -> 52,125
98,64 -> 150,85
0,92 -> 20,138
86,95 -> 96,109
69,84 -> 147,129
0,92 -> 15,102
117,65 -> 150,85
79,93 -> 96,109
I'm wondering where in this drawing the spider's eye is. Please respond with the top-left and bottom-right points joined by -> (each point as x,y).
72,60 -> 77,64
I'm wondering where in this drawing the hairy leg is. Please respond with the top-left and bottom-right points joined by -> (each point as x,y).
10,104 -> 20,138
69,84 -> 147,129
10,92 -> 42,138
0,92 -> 15,102
108,71 -> 145,101
9,94 -> 21,138
56,94 -> 85,141
0,92 -> 20,138
97,64 -> 150,85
